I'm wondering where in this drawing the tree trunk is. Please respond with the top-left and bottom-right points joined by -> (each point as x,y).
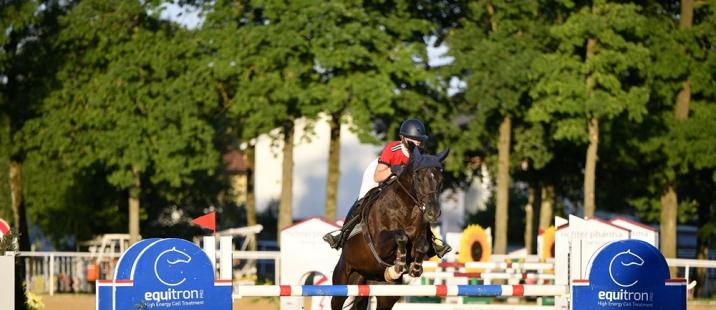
495,115 -> 511,255
583,117 -> 599,218
675,0 -> 692,122
10,160 -> 30,310
658,0 -> 693,278
524,185 -> 535,254
128,166 -> 141,245
9,161 -> 29,251
660,186 -> 678,277
538,185 -> 555,230
278,121 -> 295,240
325,113 -> 341,220
582,32 -> 598,218
245,143 -> 257,251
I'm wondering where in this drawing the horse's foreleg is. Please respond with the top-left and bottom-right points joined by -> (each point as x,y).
378,230 -> 408,282
394,231 -> 408,273
331,257 -> 350,310
376,296 -> 401,310
409,235 -> 430,278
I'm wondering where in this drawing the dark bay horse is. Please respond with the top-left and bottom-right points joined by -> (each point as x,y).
331,147 -> 448,310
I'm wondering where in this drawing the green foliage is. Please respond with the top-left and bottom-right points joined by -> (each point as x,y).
0,228 -> 18,254
529,1 -> 650,143
24,0 -> 219,191
0,0 -> 712,246
443,0 -> 548,180
627,0 -> 716,222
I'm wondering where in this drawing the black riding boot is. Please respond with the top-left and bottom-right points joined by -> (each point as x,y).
323,199 -> 362,249
429,229 -> 452,258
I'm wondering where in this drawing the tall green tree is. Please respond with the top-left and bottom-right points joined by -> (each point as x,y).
530,0 -> 650,218
24,0 -> 218,244
304,1 -> 434,219
634,0 -> 716,278
447,1 -> 546,254
1,1 -> 69,307
201,0 -> 321,238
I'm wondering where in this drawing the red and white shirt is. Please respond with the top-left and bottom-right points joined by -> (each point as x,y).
378,141 -> 410,167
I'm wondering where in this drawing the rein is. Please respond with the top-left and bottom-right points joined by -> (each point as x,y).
361,198 -> 393,268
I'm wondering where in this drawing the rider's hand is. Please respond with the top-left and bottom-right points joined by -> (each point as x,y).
390,164 -> 404,175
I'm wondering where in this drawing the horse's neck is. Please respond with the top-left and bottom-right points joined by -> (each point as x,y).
381,179 -> 424,228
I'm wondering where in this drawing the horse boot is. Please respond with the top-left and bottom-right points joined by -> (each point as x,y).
323,199 -> 362,249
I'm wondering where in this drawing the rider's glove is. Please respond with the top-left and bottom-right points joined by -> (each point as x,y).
390,164 -> 405,176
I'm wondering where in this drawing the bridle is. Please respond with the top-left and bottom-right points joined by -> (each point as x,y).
395,167 -> 441,213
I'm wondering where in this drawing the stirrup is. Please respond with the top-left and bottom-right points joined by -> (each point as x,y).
323,232 -> 342,249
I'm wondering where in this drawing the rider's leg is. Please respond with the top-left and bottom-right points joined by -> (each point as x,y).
428,228 -> 452,258
323,199 -> 362,249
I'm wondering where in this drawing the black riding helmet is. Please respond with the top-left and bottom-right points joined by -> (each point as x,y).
399,119 -> 428,143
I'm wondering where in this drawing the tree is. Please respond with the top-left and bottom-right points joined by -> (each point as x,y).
1,1 -> 71,308
446,1 -> 546,254
304,1 -> 435,219
200,0 -> 322,238
530,0 -> 650,218
24,0 -> 219,244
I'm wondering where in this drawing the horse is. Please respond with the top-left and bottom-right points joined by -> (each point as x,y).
331,147 -> 448,310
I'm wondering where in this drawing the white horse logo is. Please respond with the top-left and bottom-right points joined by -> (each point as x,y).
608,249 -> 644,288
153,247 -> 192,286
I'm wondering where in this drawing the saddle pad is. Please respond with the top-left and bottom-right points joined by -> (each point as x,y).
348,223 -> 363,240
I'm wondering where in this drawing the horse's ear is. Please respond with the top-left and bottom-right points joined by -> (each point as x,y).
437,148 -> 449,162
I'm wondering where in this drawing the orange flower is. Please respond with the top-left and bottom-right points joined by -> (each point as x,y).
458,224 -> 491,263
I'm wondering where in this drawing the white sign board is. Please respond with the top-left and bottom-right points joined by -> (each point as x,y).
0,254 -> 13,310
280,218 -> 341,310
610,217 -> 659,247
554,222 -> 570,286
569,215 -> 630,280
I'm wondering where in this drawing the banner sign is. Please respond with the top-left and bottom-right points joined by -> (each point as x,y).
97,238 -> 232,309
572,239 -> 686,310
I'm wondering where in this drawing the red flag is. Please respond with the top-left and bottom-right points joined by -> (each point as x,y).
192,212 -> 216,233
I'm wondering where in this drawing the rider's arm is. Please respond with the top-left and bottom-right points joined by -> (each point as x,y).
374,162 -> 392,183
374,142 -> 397,183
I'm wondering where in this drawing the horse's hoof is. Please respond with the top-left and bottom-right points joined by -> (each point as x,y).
409,263 -> 423,277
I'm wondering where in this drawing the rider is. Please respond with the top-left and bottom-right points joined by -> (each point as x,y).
323,118 -> 451,258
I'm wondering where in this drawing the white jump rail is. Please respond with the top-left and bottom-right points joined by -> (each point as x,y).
234,284 -> 568,298
420,271 -> 555,281
422,261 -> 555,271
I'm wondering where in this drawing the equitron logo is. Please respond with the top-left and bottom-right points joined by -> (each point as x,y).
608,249 -> 644,288
153,247 -> 192,287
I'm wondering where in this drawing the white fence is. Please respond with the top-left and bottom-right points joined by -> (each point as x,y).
17,250 -> 281,295
15,251 -> 716,296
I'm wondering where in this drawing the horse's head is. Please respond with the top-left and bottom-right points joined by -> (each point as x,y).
403,147 -> 449,224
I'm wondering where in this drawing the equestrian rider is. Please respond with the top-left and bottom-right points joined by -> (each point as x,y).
323,119 -> 451,258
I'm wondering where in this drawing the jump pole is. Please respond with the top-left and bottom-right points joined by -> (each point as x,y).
234,284 -> 567,298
